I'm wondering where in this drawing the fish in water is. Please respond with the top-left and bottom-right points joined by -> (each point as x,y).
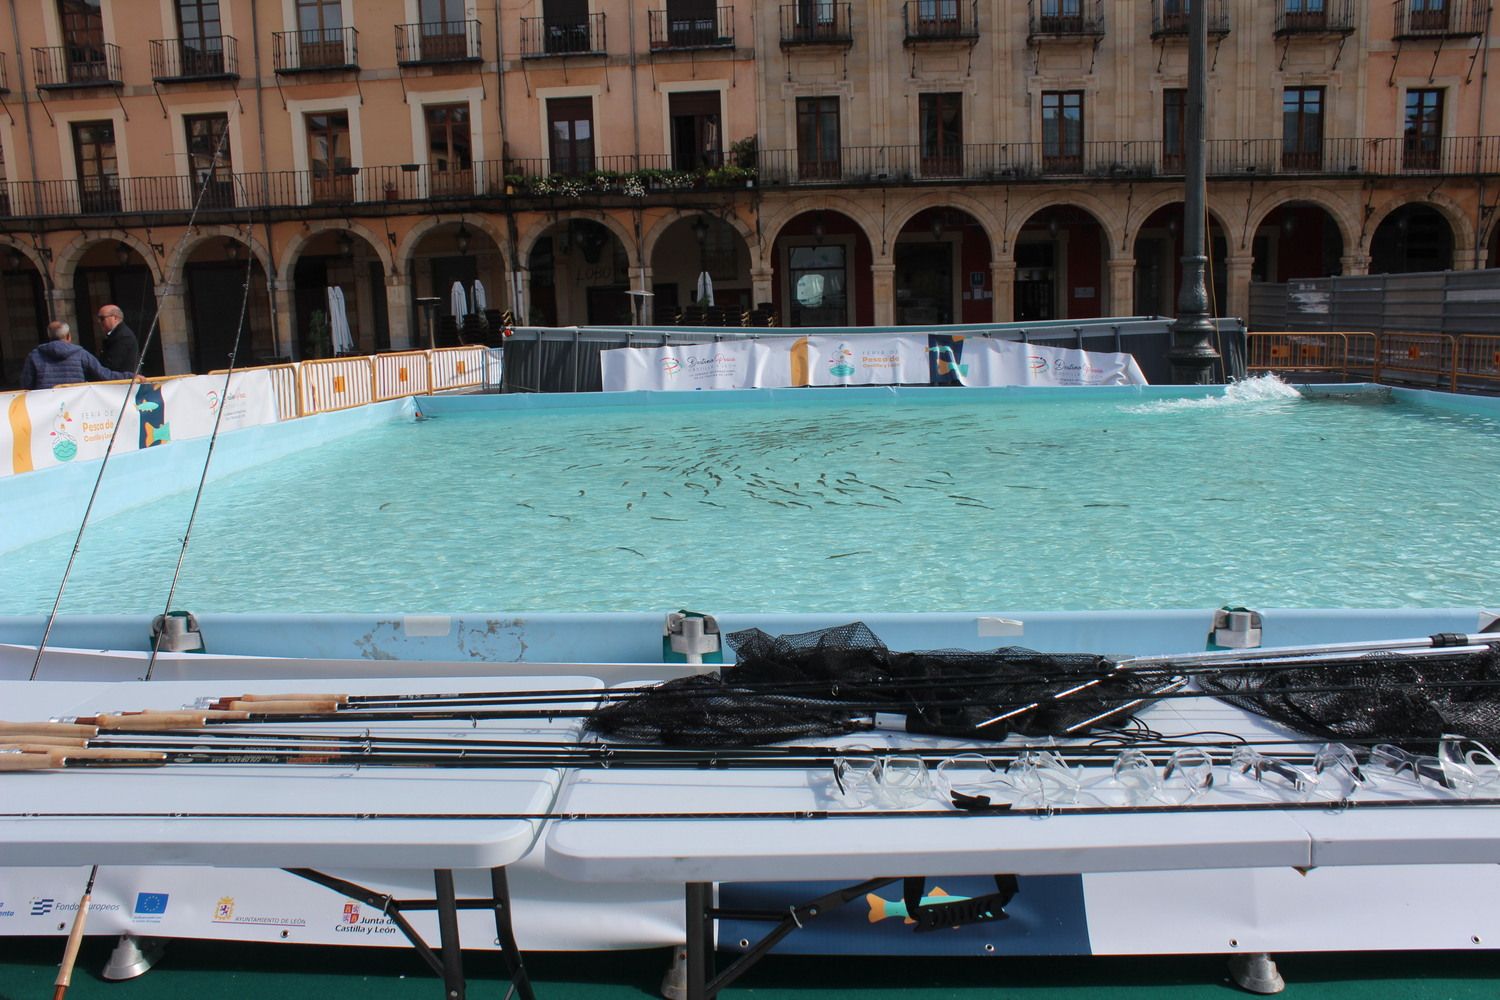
866,887 -> 968,925
548,514 -> 572,522
517,502 -> 535,509
616,547 -> 645,557
827,550 -> 873,559
651,516 -> 687,522
378,502 -> 392,511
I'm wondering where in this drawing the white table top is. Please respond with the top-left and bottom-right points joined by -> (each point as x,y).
0,676 -> 601,871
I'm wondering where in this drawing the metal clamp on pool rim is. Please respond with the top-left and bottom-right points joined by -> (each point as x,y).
663,611 -> 722,665
151,611 -> 204,653
1210,607 -> 1262,650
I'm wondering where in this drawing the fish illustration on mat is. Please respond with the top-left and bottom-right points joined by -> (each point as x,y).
866,887 -> 968,924
135,382 -> 170,449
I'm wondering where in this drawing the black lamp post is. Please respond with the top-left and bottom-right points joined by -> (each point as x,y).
416,296 -> 440,351
1167,0 -> 1222,385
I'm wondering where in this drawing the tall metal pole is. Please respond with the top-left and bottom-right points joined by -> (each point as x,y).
1168,0 -> 1221,384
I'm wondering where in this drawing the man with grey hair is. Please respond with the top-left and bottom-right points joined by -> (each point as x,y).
96,303 -> 141,374
19,321 -> 137,391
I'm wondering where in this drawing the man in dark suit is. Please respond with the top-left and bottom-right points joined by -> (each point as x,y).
96,303 -> 140,374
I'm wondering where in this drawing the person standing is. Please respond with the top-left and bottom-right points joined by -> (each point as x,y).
96,304 -> 141,374
20,322 -> 138,390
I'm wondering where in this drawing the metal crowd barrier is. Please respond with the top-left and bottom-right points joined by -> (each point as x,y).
1248,331 -> 1500,392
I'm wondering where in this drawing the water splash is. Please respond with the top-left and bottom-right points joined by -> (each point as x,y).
1121,373 -> 1302,415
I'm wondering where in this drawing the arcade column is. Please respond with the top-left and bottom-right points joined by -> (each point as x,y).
1339,254 -> 1370,277
750,266 -> 773,315
385,272 -> 413,350
1106,258 -> 1135,318
46,287 -> 75,330
153,282 -> 192,374
989,260 -> 1017,323
628,265 -> 653,324
1226,254 -> 1255,322
268,279 -> 297,361
871,261 -> 895,327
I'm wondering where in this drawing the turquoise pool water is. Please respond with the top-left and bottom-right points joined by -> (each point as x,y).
3,379 -> 1498,615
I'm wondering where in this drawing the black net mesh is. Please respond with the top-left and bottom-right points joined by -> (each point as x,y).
1197,645 -> 1500,750
585,622 -> 1171,746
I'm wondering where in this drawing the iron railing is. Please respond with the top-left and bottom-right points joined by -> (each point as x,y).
1027,0 -> 1105,38
519,13 -> 606,56
0,52 -> 9,94
1150,0 -> 1231,37
1248,331 -> 1500,392
648,7 -> 735,49
779,3 -> 854,45
1273,0 -> 1356,35
272,27 -> 359,72
149,36 -> 238,81
395,20 -> 482,64
1393,0 -> 1487,38
33,43 -> 122,87
902,0 -> 979,42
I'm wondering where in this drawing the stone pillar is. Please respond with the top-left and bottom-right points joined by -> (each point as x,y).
1225,254 -> 1255,323
750,265 -> 774,313
269,279 -> 297,360
511,269 -> 531,325
154,282 -> 192,374
386,272 -> 413,350
871,261 -> 895,326
1452,247 -> 1480,271
628,265 -> 653,323
47,286 -> 75,329
990,259 -> 1016,323
1106,257 -> 1135,318
1339,253 -> 1370,276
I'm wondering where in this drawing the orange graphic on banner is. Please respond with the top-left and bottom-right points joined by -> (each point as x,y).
790,337 -> 809,387
8,394 -> 32,474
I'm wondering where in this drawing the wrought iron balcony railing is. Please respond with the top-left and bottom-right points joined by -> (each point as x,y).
779,3 -> 854,46
1393,0 -> 1486,38
1027,0 -> 1106,39
519,14 -> 606,57
1274,0 -> 1356,36
0,52 -> 9,94
395,20 -> 482,64
648,7 -> 735,50
902,1 -> 979,43
272,27 -> 359,72
149,36 -> 239,81
1,138 -> 1498,221
1150,0 -> 1231,38
33,43 -> 122,88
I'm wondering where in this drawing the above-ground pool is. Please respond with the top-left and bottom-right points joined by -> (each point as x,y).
2,377 -> 1498,616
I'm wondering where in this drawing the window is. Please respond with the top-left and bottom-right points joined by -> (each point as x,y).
914,0 -> 959,33
419,0 -> 469,59
919,92 -> 962,178
295,0 -> 346,67
0,137 -> 10,216
1040,0 -> 1083,33
176,0 -> 225,75
58,0 -> 107,83
792,0 -> 839,40
72,120 -> 119,213
665,0 -> 717,46
1161,0 -> 1189,31
1163,88 -> 1186,172
185,113 -> 233,208
669,92 -> 721,171
547,97 -> 594,174
1404,89 -> 1443,169
1409,0 -> 1449,32
305,111 -> 351,203
543,0 -> 591,53
425,103 -> 472,195
796,96 -> 840,180
1042,90 -> 1084,172
1282,87 -> 1324,170
1283,0 -> 1326,30
787,244 -> 847,326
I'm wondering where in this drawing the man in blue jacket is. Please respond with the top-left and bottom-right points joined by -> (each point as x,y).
19,321 -> 138,390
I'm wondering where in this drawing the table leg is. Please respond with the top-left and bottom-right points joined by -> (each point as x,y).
489,867 -> 536,1000
434,869 -> 466,1000
685,882 -> 713,1000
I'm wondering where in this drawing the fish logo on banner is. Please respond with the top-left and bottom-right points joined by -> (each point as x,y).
827,343 -> 856,378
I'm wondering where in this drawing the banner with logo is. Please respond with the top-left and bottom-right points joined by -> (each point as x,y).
1,371 -> 279,477
601,341 -> 767,391
952,338 -> 1149,387
804,336 -> 929,387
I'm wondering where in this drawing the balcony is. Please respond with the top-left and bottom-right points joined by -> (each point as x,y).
648,7 -> 734,50
149,36 -> 239,82
519,14 -> 606,57
1027,0 -> 1105,40
902,1 -> 978,44
1274,1 -> 1355,36
779,3 -> 854,47
33,43 -> 123,89
272,27 -> 359,73
395,20 -> 482,64
1150,0 -> 1231,39
1393,0 -> 1486,39
0,52 -> 9,94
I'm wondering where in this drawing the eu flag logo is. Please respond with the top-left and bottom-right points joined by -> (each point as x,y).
134,893 -> 169,915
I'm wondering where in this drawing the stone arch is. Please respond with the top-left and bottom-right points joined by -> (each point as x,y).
1125,189 -> 1239,256
164,225 -> 273,287
1367,194 -> 1475,259
516,211 -> 639,273
884,191 -> 1003,258
757,194 -> 883,264
1243,188 -> 1359,258
395,214 -> 509,275
641,209 -> 758,268
275,220 -> 394,285
0,238 -> 53,282
54,231 -> 165,289
1004,189 -> 1122,256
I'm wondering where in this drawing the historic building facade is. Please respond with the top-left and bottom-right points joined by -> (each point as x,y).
0,0 -> 1495,385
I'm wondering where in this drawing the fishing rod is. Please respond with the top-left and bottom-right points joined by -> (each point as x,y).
52,864 -> 97,1000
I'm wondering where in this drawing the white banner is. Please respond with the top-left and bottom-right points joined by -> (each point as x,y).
1,371 -> 279,477
602,341 -> 768,391
962,338 -> 1148,387
805,335 -> 928,386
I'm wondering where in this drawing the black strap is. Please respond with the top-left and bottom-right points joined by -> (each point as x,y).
899,873 -> 1020,933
